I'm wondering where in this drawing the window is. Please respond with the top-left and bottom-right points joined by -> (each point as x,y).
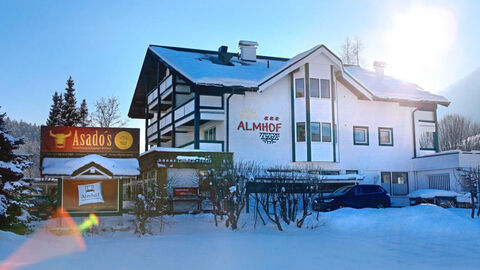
310,78 -> 319,98
419,131 -> 435,150
204,126 -> 216,141
321,170 -> 340,175
311,122 -> 321,142
418,122 -> 436,150
378,127 -> 393,146
346,170 -> 358,174
311,122 -> 332,142
353,186 -> 363,195
362,185 -> 383,195
295,78 -> 304,98
321,79 -> 330,98
296,122 -> 305,142
353,126 -> 369,145
428,174 -> 450,190
322,123 -> 332,142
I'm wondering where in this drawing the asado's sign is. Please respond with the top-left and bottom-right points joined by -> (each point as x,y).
41,126 -> 139,157
237,114 -> 282,144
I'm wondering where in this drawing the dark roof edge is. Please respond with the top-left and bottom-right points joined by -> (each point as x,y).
258,44 -> 344,88
149,44 -> 290,62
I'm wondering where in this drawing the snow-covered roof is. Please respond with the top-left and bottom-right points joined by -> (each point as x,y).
407,189 -> 462,199
42,154 -> 139,176
417,149 -> 480,158
344,66 -> 450,106
150,45 -> 449,105
149,45 -> 288,88
130,44 -> 450,119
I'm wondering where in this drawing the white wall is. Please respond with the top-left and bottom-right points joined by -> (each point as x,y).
226,51 -> 425,186
228,76 -> 292,166
334,82 -> 416,173
292,54 -> 335,162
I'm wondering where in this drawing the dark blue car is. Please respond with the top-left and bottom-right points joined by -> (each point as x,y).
312,184 -> 390,212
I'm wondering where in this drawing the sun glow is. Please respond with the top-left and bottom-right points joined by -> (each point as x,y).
385,5 -> 457,89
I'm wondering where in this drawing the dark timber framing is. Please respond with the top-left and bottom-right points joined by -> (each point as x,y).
305,63 -> 312,161
290,73 -> 296,162
330,65 -> 337,162
412,108 -> 418,158
194,91 -> 200,149
144,80 -> 149,151
434,110 -> 440,152
171,72 -> 177,147
226,93 -> 234,152
156,61 -> 161,147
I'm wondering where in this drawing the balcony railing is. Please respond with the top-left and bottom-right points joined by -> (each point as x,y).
177,140 -> 224,152
174,98 -> 195,121
147,74 -> 173,105
146,94 -> 225,139
147,121 -> 158,138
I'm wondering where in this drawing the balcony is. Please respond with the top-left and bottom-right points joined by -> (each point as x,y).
177,140 -> 224,152
146,94 -> 225,147
147,74 -> 173,111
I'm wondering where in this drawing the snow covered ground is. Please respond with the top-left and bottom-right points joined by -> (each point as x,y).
1,205 -> 480,270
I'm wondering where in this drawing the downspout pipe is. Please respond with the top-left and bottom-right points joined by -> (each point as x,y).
226,90 -> 235,152
412,108 -> 418,158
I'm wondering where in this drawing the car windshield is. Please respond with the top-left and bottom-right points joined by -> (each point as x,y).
331,185 -> 353,195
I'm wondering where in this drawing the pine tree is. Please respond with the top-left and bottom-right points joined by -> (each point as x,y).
46,91 -> 62,126
0,109 -> 33,233
79,99 -> 89,127
60,76 -> 80,126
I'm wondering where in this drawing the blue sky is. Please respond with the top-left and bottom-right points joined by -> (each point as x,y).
1,0 -> 479,131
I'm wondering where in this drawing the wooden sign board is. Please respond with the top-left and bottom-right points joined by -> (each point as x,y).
41,126 -> 139,158
173,187 -> 198,197
61,179 -> 120,213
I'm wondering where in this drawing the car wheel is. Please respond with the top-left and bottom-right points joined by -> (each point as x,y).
337,203 -> 347,209
376,201 -> 386,209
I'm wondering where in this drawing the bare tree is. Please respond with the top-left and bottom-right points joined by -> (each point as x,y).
457,167 -> 480,219
438,114 -> 480,151
340,36 -> 363,65
91,96 -> 127,128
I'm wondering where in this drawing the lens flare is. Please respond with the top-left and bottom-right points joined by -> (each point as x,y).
77,214 -> 100,232
0,209 -> 100,270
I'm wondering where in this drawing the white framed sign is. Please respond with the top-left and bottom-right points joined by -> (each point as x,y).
78,182 -> 104,206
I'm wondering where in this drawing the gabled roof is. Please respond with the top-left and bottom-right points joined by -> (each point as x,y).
129,43 -> 450,119
344,66 -> 450,106
42,154 -> 140,176
149,45 -> 288,89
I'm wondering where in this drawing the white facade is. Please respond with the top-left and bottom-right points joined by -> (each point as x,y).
131,43 -> 476,197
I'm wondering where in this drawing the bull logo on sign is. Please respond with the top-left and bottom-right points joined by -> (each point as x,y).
49,130 -> 72,148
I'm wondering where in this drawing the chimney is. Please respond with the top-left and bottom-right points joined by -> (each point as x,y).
218,45 -> 232,64
373,61 -> 386,77
239,40 -> 258,62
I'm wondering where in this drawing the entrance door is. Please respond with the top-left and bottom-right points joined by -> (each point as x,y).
381,172 -> 409,196
381,172 -> 391,195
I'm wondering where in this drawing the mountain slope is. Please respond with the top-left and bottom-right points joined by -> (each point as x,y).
440,67 -> 480,121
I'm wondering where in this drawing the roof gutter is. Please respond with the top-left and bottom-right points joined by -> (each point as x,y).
226,90 -> 236,152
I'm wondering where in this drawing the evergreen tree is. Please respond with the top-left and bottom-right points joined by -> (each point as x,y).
0,109 -> 33,233
60,76 -> 80,126
46,91 -> 62,126
79,99 -> 89,127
